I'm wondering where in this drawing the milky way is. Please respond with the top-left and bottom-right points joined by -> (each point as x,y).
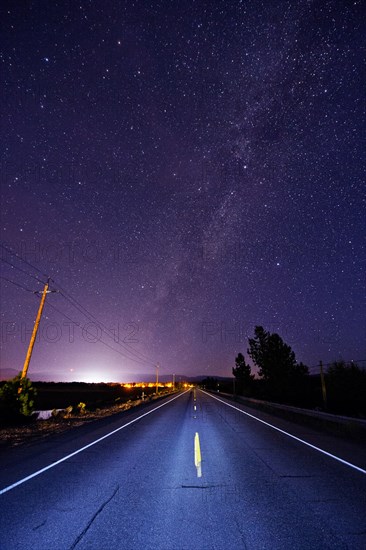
1,1 -> 365,382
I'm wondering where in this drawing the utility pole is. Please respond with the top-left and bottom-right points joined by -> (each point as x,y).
20,278 -> 54,382
155,363 -> 160,394
173,373 -> 175,390
319,360 -> 327,410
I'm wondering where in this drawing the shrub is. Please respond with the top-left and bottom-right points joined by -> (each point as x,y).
64,405 -> 73,416
327,361 -> 366,416
0,373 -> 37,425
77,402 -> 86,414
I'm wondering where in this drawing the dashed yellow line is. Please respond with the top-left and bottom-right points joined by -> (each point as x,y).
194,432 -> 202,478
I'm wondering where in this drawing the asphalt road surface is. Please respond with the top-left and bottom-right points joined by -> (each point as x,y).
1,389 -> 365,549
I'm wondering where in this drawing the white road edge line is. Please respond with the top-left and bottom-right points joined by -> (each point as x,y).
202,390 -> 366,475
0,390 -> 190,496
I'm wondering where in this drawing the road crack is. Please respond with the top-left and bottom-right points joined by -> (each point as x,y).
69,485 -> 119,549
33,519 -> 47,531
280,475 -> 314,478
182,485 -> 215,489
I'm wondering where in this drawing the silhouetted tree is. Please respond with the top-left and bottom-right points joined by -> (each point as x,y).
201,377 -> 218,390
326,361 -> 366,416
233,353 -> 253,395
247,326 -> 308,401
0,373 -> 37,425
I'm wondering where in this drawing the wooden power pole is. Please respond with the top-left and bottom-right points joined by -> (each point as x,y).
20,278 -> 51,381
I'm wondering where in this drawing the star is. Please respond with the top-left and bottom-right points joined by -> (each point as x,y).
0,0 -> 364,382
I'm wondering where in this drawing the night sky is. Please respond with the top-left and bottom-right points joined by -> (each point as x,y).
1,1 -> 365,383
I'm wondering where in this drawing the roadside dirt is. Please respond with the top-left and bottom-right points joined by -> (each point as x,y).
0,400 -> 142,449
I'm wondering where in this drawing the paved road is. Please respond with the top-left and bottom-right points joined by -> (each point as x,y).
1,389 -> 365,549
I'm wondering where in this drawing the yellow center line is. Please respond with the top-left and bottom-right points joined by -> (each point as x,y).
194,432 -> 202,478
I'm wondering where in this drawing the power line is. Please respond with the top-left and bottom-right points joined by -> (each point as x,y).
55,283 -> 157,365
308,359 -> 366,372
0,256 -> 45,285
0,275 -> 34,293
60,284 -> 153,362
0,242 -> 158,367
0,242 -> 49,280
57,290 -> 156,366
42,298 -> 153,367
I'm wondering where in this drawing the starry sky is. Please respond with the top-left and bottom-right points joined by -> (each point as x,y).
1,0 -> 365,383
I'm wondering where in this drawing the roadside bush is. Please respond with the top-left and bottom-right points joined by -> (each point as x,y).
64,405 -> 73,416
327,361 -> 366,417
77,402 -> 86,414
0,373 -> 37,425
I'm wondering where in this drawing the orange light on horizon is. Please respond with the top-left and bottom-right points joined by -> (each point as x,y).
121,381 -> 173,388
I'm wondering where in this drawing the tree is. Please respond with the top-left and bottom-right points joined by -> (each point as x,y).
233,353 -> 253,395
326,361 -> 366,416
200,377 -> 218,390
0,373 -> 37,425
247,326 -> 308,401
